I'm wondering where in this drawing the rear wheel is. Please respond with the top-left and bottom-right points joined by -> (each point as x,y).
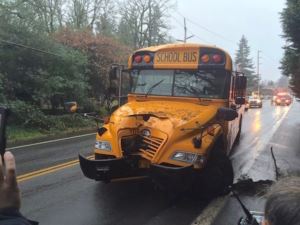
235,117 -> 242,143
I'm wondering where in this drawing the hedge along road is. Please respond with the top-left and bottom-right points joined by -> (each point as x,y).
14,100 -> 292,225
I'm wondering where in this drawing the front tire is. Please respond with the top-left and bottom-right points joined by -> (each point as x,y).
236,117 -> 242,143
198,141 -> 233,197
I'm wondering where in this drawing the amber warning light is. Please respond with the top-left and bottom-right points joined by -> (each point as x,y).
134,54 -> 152,64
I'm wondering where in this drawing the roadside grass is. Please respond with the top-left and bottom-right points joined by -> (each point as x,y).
7,126 -> 45,142
7,124 -> 96,145
6,102 -> 108,146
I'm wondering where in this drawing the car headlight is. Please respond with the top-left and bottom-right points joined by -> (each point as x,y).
95,141 -> 112,151
257,100 -> 261,103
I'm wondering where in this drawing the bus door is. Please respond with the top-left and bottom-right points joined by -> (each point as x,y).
227,73 -> 247,150
109,65 -> 131,108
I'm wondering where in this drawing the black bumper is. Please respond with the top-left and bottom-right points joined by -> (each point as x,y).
249,103 -> 262,107
79,154 -> 194,186
79,154 -> 143,181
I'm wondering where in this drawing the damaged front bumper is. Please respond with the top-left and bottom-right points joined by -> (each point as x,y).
79,154 -> 194,187
79,154 -> 144,182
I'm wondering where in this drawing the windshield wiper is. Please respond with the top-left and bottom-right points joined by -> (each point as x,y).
145,79 -> 164,97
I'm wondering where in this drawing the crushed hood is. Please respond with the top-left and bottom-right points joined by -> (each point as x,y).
111,100 -> 219,132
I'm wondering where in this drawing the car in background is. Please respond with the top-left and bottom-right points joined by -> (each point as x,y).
274,93 -> 292,106
248,96 -> 263,108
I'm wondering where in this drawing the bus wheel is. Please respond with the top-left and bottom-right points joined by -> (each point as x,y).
199,141 -> 233,197
236,117 -> 242,143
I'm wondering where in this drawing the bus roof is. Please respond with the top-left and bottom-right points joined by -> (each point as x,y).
136,43 -> 230,55
129,43 -> 233,70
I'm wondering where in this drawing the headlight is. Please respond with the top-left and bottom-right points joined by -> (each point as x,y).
171,151 -> 197,163
95,141 -> 112,151
257,100 -> 261,103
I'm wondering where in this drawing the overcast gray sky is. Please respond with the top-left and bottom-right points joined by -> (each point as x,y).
169,0 -> 286,81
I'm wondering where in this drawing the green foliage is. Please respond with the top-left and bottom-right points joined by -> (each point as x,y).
54,28 -> 131,101
281,0 -> 300,97
47,114 -> 95,131
0,1 -> 90,111
8,99 -> 95,132
0,73 -> 6,103
281,0 -> 300,49
8,100 -> 53,129
0,0 -> 174,133
7,126 -> 46,142
235,35 -> 258,92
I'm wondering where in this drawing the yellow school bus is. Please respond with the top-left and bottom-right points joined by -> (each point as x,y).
79,43 -> 246,193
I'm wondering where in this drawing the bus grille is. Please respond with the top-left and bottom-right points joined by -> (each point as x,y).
120,134 -> 165,160
138,135 -> 164,160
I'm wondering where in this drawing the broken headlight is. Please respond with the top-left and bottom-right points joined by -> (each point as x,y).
95,141 -> 112,151
171,151 -> 197,163
171,151 -> 206,165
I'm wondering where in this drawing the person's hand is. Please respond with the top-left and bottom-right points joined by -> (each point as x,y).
0,151 -> 21,210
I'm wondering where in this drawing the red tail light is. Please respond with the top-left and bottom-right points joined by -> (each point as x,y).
134,55 -> 142,63
212,54 -> 222,63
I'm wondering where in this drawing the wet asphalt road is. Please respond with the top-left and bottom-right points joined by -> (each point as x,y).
12,100 -> 300,225
231,100 -> 292,182
10,134 -> 95,174
213,100 -> 300,225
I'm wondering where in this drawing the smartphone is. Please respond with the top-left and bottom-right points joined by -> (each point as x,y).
0,106 -> 9,157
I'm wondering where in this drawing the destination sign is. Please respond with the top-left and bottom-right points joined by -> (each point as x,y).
154,50 -> 199,67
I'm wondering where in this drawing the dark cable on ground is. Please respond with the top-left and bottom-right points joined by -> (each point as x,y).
270,147 -> 279,181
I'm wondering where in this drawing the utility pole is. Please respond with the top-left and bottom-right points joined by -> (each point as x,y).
184,18 -> 187,43
176,17 -> 194,43
257,50 -> 262,95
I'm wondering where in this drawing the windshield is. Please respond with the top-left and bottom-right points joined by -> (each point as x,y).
131,69 -> 230,99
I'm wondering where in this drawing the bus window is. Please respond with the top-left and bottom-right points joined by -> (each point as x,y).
174,70 -> 229,99
131,70 -> 173,95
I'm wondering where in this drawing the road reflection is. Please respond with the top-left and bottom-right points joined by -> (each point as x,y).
231,101 -> 292,182
252,110 -> 261,133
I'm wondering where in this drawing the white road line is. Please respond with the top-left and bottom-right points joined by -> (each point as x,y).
7,133 -> 95,150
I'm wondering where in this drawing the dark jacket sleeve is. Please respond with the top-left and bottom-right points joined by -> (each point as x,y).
0,208 -> 38,225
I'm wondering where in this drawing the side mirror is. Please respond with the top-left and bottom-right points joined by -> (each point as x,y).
235,97 -> 246,105
64,101 -> 78,113
109,66 -> 118,80
217,107 -> 238,121
235,76 -> 247,90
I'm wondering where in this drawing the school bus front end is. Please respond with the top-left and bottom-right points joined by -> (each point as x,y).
79,43 -> 246,191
